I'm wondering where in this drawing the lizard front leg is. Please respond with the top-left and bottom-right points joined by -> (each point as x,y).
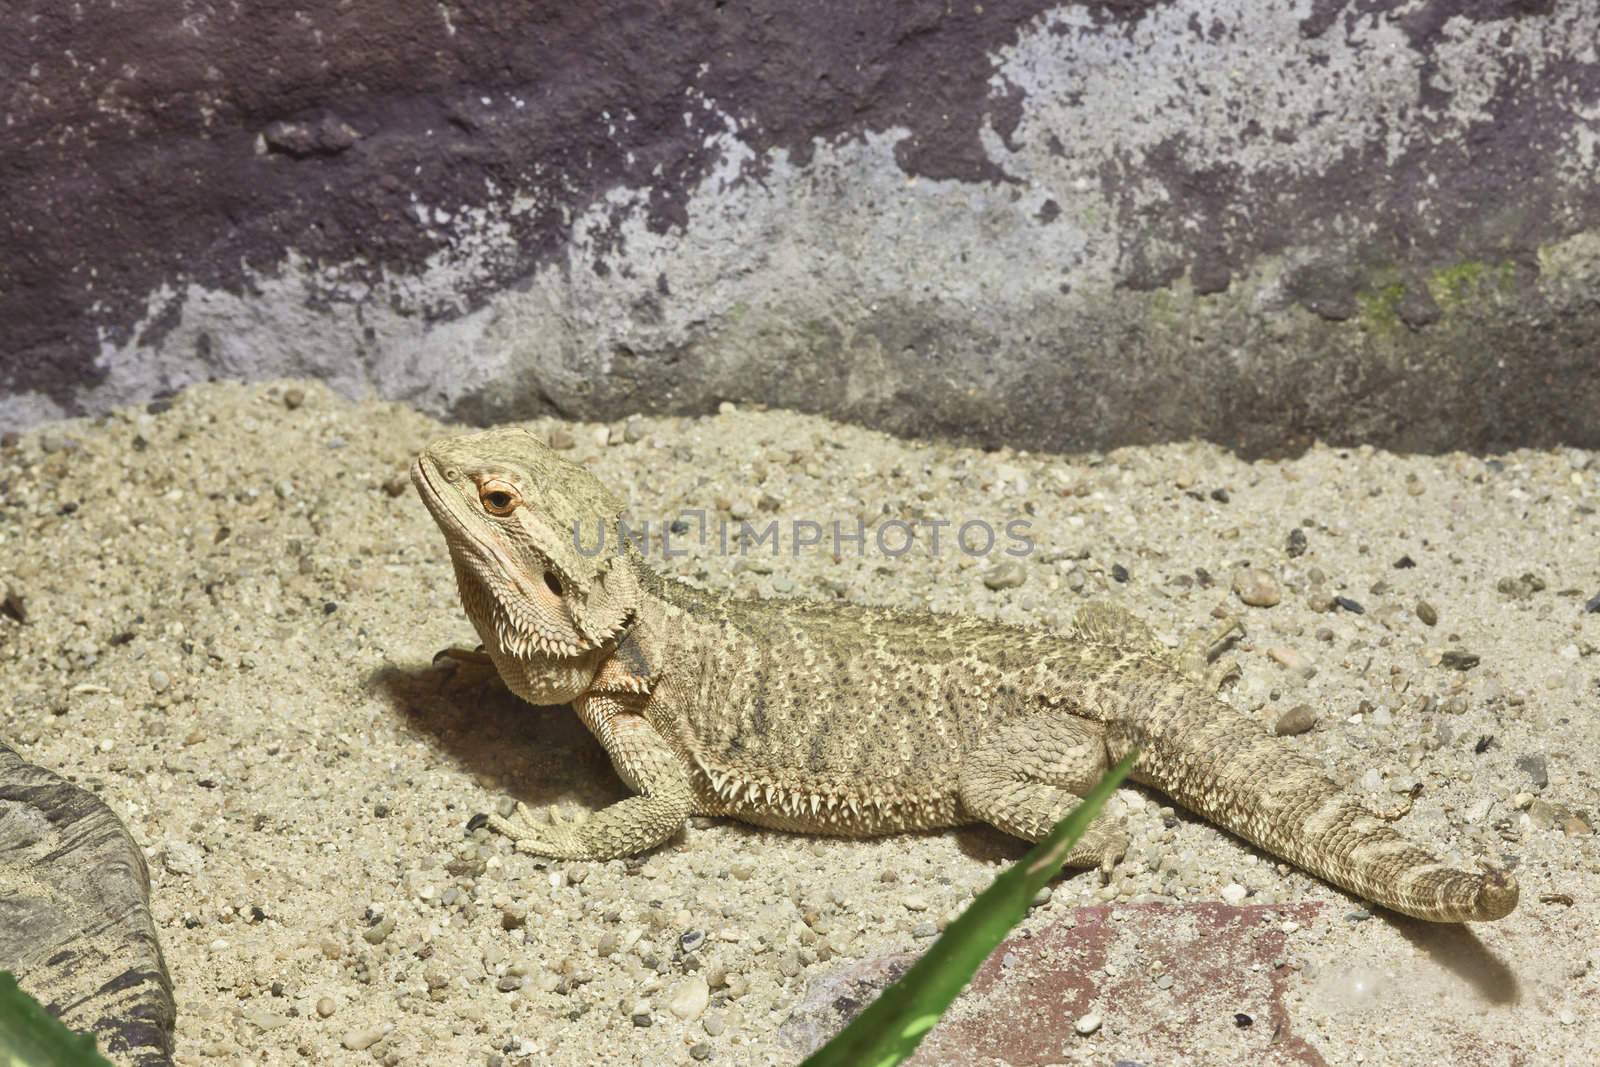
486,702 -> 693,860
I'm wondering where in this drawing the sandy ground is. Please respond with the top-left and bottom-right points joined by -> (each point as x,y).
1,379 -> 1596,1066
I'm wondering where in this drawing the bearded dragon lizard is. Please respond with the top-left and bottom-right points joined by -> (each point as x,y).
411,428 -> 1517,922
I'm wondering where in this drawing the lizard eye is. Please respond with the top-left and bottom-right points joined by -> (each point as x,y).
543,571 -> 563,597
478,478 -> 520,516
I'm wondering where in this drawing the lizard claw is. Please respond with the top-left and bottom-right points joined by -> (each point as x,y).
432,644 -> 492,667
482,801 -> 593,858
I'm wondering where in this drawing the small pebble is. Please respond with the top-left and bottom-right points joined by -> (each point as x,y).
361,916 -> 394,945
1074,1012 -> 1102,1036
1304,591 -> 1337,613
690,1042 -> 712,1060
1220,883 -> 1248,905
1274,705 -> 1317,736
1267,646 -> 1314,678
983,562 -> 1027,591
315,997 -> 336,1018
282,388 -> 305,410
666,976 -> 710,1021
243,1008 -> 291,1030
1497,572 -> 1546,600
679,930 -> 706,954
548,428 -> 577,450
1415,600 -> 1438,626
1232,569 -> 1282,607
1526,800 -> 1559,829
341,1024 -> 390,1051
1286,528 -> 1308,558
162,840 -> 205,876
148,668 -> 171,692
1439,650 -> 1480,671
1333,595 -> 1365,614
703,1010 -> 728,1037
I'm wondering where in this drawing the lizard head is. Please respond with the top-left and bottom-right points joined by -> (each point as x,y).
412,428 -> 641,677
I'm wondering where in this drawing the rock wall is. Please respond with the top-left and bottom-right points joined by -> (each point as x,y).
4,0 -> 1598,453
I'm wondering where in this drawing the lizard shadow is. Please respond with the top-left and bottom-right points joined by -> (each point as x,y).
365,661 -> 628,815
1388,916 -> 1522,1005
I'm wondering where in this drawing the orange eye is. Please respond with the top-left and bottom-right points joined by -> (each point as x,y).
478,478 -> 520,516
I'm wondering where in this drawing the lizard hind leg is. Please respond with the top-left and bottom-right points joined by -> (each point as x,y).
959,713 -> 1129,876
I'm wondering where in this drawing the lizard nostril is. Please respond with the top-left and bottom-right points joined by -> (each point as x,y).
543,571 -> 563,597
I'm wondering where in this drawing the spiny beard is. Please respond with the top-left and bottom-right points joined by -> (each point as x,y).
451,552 -> 589,660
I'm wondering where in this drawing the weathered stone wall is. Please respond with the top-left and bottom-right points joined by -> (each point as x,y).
3,0 -> 1598,453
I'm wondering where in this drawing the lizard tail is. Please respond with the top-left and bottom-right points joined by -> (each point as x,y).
1111,694 -> 1518,922
1243,786 -> 1519,922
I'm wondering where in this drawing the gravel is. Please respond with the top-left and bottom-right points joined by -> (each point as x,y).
0,379 -> 1592,1066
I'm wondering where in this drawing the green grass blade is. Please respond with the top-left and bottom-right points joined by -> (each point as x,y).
800,750 -> 1137,1067
0,972 -> 114,1067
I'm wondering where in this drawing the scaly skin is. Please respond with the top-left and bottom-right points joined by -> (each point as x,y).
412,427 -> 1518,922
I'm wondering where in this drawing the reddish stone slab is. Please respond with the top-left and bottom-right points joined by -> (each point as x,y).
912,902 -> 1327,1066
784,902 -> 1328,1065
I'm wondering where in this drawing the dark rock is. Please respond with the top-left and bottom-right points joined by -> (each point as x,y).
1,586 -> 25,624
1286,528 -> 1308,558
1515,754 -> 1549,791
1394,283 -> 1442,329
1273,704 -> 1318,737
0,743 -> 175,1066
